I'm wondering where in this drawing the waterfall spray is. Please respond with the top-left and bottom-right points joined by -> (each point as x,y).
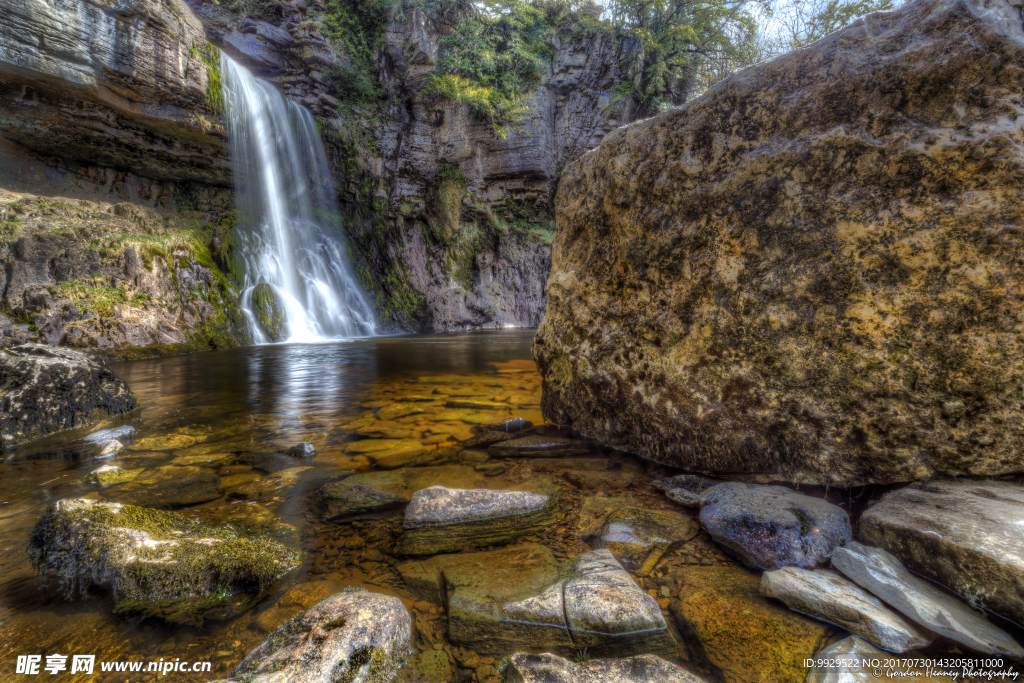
220,54 -> 376,343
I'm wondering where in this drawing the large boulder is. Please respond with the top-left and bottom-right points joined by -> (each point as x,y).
859,479 -> 1024,626
534,0 -> 1024,485
27,498 -> 301,625
212,589 -> 411,683
0,344 -> 138,452
0,0 -> 229,185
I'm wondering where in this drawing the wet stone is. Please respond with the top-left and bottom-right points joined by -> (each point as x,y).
231,467 -> 311,500
236,451 -> 305,473
344,438 -> 406,454
462,430 -> 521,449
488,435 -> 591,458
213,589 -> 411,683
564,470 -> 635,491
531,457 -> 609,472
377,403 -> 425,420
859,479 -> 1024,626
831,541 -> 1024,657
116,466 -> 225,508
316,466 -> 487,520
84,425 -> 136,445
505,652 -> 705,683
669,565 -> 837,683
578,496 -> 640,537
284,442 -> 317,459
699,483 -> 852,569
479,415 -> 533,432
654,474 -> 725,507
27,498 -> 301,625
129,433 -> 197,451
595,507 -> 699,575
98,439 -> 124,458
760,567 -> 932,653
395,479 -> 561,555
446,399 -> 508,410
83,464 -> 141,486
367,441 -> 429,469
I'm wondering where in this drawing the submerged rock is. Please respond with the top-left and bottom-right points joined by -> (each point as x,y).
97,439 -> 125,458
231,467 -> 311,500
669,566 -> 837,683
399,547 -> 676,658
284,443 -> 318,459
395,480 -> 560,555
534,0 -> 1024,486
214,589 -> 411,683
505,652 -> 704,683
27,498 -> 300,625
595,507 -> 699,575
654,474 -> 725,507
806,637 -> 949,683
117,466 -> 225,508
698,483 -> 851,569
760,567 -> 932,653
831,542 -> 1024,657
0,344 -> 138,452
83,425 -> 136,445
238,451 -> 306,473
488,435 -> 591,458
859,479 -> 1024,626
252,283 -> 286,342
315,466 -> 487,520
83,464 -> 141,486
480,415 -> 533,432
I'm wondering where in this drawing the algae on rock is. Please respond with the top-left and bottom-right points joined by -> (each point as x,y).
27,498 -> 301,625
251,283 -> 287,342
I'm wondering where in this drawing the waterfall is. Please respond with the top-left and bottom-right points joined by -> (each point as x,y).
220,54 -> 376,343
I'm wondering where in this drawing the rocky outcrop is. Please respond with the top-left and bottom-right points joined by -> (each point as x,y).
831,542 -> 1024,657
213,589 -> 412,683
505,652 -> 705,683
0,344 -> 137,451
859,479 -> 1024,626
698,484 -> 851,570
0,0 -> 229,185
27,498 -> 301,625
535,0 -> 1024,485
760,567 -> 932,653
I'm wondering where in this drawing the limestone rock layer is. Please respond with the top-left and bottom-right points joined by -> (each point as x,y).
536,0 -> 1024,485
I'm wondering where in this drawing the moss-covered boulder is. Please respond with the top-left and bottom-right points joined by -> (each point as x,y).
213,588 -> 412,683
0,344 -> 138,452
252,283 -> 286,342
27,498 -> 301,625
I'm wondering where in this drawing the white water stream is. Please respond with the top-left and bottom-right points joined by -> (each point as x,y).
220,55 -> 376,343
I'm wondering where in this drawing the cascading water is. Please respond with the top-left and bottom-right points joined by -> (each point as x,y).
220,54 -> 376,343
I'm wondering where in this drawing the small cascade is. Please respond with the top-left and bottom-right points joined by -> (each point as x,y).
220,54 -> 376,343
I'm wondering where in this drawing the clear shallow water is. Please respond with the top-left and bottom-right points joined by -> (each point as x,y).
0,331 -> 552,681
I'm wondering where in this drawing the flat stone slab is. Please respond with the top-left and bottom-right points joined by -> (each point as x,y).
27,498 -> 300,625
831,541 -> 1024,657
806,637 -> 949,683
316,466 -> 486,520
489,434 -> 592,458
506,652 -> 705,683
699,483 -> 852,569
860,479 -> 1024,626
760,567 -> 932,652
395,479 -> 561,554
596,507 -> 699,575
400,548 -> 675,658
213,590 -> 411,683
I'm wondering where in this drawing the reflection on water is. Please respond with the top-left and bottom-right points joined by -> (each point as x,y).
0,331 -> 540,681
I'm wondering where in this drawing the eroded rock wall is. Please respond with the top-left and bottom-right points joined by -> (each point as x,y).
536,0 -> 1024,485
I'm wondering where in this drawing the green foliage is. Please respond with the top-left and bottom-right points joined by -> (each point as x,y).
322,0 -> 393,104
196,42 -> 224,115
784,0 -> 896,48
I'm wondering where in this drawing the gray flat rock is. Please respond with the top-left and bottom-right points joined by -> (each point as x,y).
506,652 -> 705,683
760,567 -> 932,653
489,434 -> 591,458
831,542 -> 1024,657
654,474 -> 724,506
403,485 -> 548,528
699,483 -> 852,569
860,480 -> 1024,626
84,425 -> 136,444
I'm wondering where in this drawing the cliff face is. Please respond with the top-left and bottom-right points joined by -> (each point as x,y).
536,0 -> 1024,485
0,0 -> 229,185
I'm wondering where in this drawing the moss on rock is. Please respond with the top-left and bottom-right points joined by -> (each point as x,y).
27,498 -> 301,625
251,283 -> 286,342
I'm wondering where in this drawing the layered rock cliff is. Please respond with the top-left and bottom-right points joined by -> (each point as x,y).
536,0 -> 1024,485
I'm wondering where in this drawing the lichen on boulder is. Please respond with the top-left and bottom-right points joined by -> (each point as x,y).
535,0 -> 1024,485
27,498 -> 301,625
0,344 -> 138,451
